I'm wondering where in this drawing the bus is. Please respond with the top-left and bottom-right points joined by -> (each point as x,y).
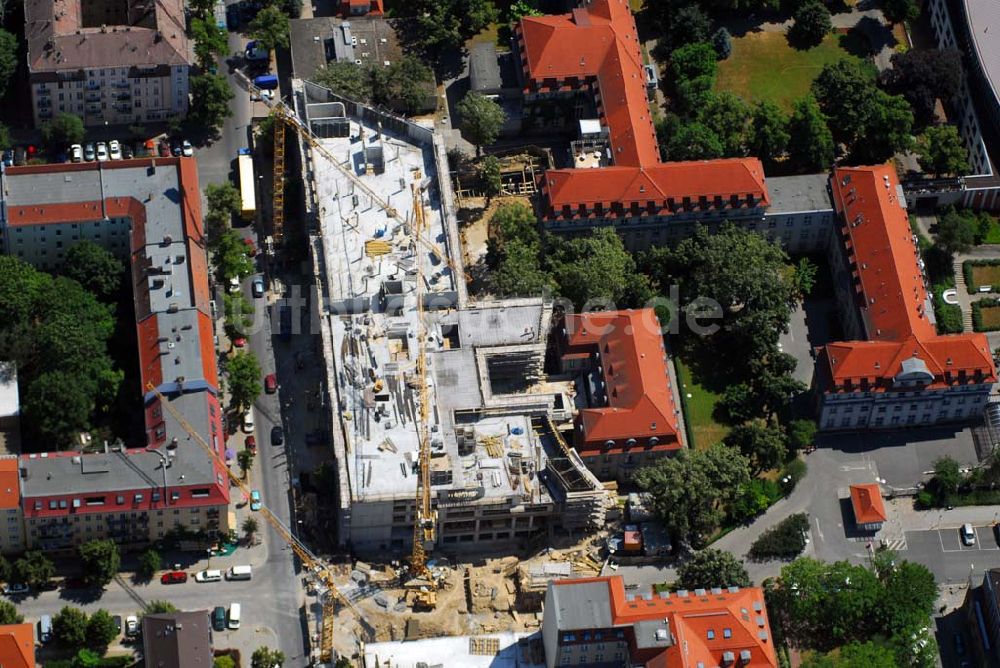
237,148 -> 255,221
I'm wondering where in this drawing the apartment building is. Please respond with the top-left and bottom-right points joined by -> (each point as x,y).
542,576 -> 778,668
514,0 -> 770,249
0,458 -> 24,555
0,159 -> 229,551
815,165 -> 997,430
25,0 -> 191,127
555,309 -> 684,481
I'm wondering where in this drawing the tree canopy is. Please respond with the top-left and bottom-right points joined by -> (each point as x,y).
879,49 -> 960,127
724,421 -> 788,474
251,647 -> 286,668
881,0 -> 919,25
457,92 -> 506,152
0,29 -> 17,100
78,540 -> 120,588
550,228 -> 648,310
748,100 -> 790,169
917,124 -> 969,176
789,0 -> 832,49
700,92 -> 751,157
137,548 -> 161,581
635,444 -> 751,547
190,17 -> 228,68
188,73 -> 235,132
313,56 -> 434,114
86,609 -> 119,652
936,206 -> 979,255
0,257 -> 120,447
249,5 -> 290,51
227,351 -> 262,414
0,600 -> 22,625
643,225 -> 802,367
14,551 -> 54,588
41,113 -> 86,148
53,606 -> 89,650
676,549 -> 751,590
787,95 -> 834,172
812,59 -> 914,162
60,241 -> 124,302
485,202 -> 552,297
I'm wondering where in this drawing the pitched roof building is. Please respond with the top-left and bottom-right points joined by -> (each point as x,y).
557,310 -> 683,480
542,576 -> 778,668
142,611 -> 213,667
0,159 -> 229,551
849,483 -> 887,529
515,0 -> 769,237
24,0 -> 191,126
816,165 -> 997,430
0,623 -> 35,668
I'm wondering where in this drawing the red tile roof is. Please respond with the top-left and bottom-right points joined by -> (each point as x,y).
542,160 -> 769,217
0,459 -> 21,511
849,483 -> 887,525
517,0 -> 769,216
819,166 -> 997,389
0,623 -> 34,668
555,576 -> 778,667
563,310 -> 680,451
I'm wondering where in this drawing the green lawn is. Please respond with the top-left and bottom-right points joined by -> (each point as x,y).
980,217 -> 1000,244
715,32 -> 862,112
674,357 -> 729,450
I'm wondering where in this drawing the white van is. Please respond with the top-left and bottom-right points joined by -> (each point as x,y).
228,602 -> 241,629
195,569 -> 222,583
38,614 -> 52,643
242,408 -> 255,434
226,565 -> 252,581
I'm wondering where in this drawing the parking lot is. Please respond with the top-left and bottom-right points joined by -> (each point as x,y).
908,524 -> 999,554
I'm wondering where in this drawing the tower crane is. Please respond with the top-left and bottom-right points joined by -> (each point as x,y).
144,383 -> 373,663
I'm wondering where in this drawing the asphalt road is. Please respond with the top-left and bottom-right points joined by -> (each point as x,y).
190,6 -> 310,662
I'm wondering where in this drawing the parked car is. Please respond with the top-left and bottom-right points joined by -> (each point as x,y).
125,615 -> 139,636
122,143 -> 134,159
2,582 -> 28,595
113,615 -> 122,634
233,337 -> 247,348
955,633 -> 966,656
39,615 -> 52,643
96,142 -> 109,162
229,276 -> 241,293
194,569 -> 222,583
264,373 -> 277,394
1,149 -> 12,166
158,139 -> 171,157
243,237 -> 257,256
212,606 -> 227,631
962,523 -> 976,546
270,425 -> 283,446
251,276 -> 265,298
160,571 -> 188,584
109,140 -> 122,160
242,409 -> 255,434
250,489 -> 261,511
70,143 -> 83,162
181,139 -> 194,157
170,139 -> 183,157
246,434 -> 257,454
245,40 -> 269,61
13,146 -> 26,166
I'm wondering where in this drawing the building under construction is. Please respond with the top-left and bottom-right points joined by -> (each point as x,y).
293,82 -> 610,556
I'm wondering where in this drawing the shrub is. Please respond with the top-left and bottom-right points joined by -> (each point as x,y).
915,490 -> 935,509
932,285 -> 964,334
748,513 -> 809,561
730,479 -> 783,523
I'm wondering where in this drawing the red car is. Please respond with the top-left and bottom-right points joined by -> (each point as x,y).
243,238 -> 257,256
160,571 -> 188,584
264,373 -> 277,394
233,337 -> 247,348
246,435 -> 257,453
158,139 -> 171,157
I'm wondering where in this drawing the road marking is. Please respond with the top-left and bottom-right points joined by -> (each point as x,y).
813,517 -> 825,542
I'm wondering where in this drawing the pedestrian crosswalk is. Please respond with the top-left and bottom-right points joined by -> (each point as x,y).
881,537 -> 908,552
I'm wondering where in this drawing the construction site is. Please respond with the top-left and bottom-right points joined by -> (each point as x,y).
285,81 -> 617,654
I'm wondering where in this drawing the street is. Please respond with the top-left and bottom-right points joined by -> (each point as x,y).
189,4 -> 310,662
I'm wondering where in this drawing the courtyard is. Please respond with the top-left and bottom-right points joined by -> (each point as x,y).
714,32 -> 870,112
